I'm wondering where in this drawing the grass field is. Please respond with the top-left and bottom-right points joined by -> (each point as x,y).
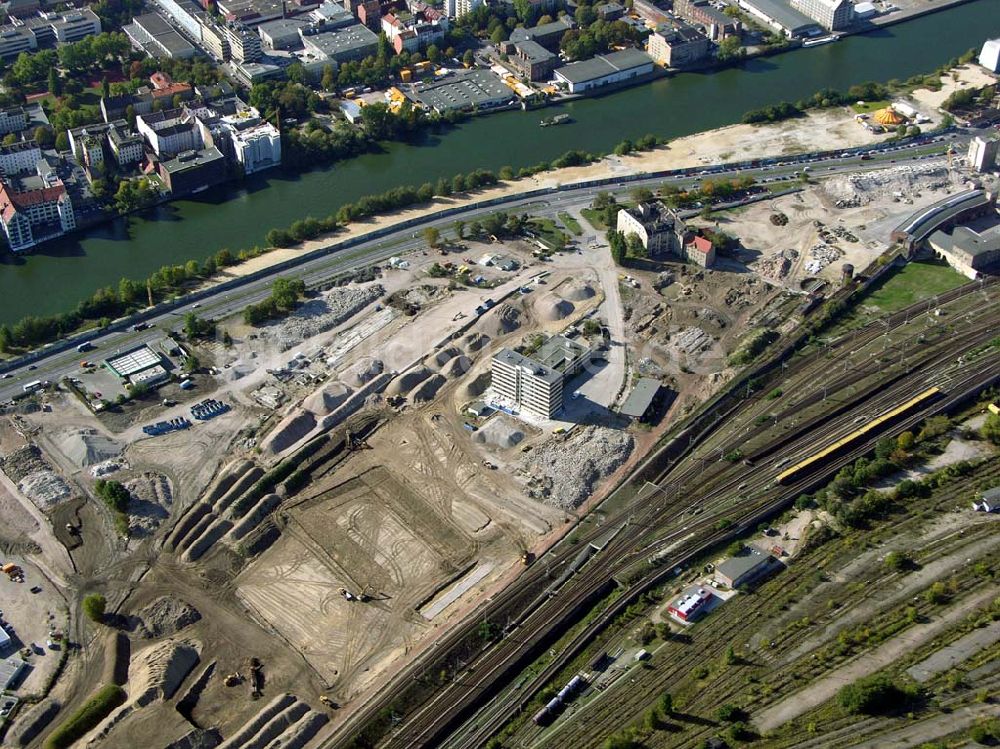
851,99 -> 890,114
558,212 -> 583,236
528,217 -> 570,250
580,208 -> 607,231
863,260 -> 967,313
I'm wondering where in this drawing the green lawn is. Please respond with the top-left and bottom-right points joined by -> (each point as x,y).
527,217 -> 569,250
580,207 -> 607,231
558,211 -> 583,236
851,99 -> 890,114
863,260 -> 967,313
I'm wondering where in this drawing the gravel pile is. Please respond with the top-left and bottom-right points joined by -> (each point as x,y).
18,471 -> 72,509
824,164 -> 950,206
134,597 -> 201,640
125,473 -> 173,537
56,429 -> 122,469
261,285 -> 384,351
521,427 -> 633,508
474,415 -> 524,448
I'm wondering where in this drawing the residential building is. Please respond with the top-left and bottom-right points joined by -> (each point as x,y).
646,23 -> 709,67
200,19 -> 231,60
980,38 -> 1000,73
736,0 -> 820,37
596,2 -> 624,21
616,201 -> 686,257
108,123 -> 145,167
301,22 -> 379,63
309,1 -> 356,25
158,147 -> 227,195
505,39 -> 558,80
715,546 -> 784,588
125,12 -> 197,59
68,121 -> 117,161
790,0 -> 853,29
667,587 -> 713,622
0,171 -> 76,252
444,0 -> 484,17
0,106 -> 27,134
491,348 -> 564,418
684,234 -> 716,267
223,19 -> 262,62
554,49 -> 655,94
382,9 -> 446,53
231,122 -> 281,173
157,0 -> 207,40
631,0 -> 669,26
0,140 -> 39,176
100,74 -> 194,122
968,136 -> 998,173
927,224 -> 1000,280
508,17 -> 574,50
672,0 -> 740,39
137,109 -> 202,157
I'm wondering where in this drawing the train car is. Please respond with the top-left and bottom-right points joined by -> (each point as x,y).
777,387 -> 941,485
532,707 -> 552,726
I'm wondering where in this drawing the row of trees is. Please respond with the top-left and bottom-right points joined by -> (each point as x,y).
243,278 -> 307,325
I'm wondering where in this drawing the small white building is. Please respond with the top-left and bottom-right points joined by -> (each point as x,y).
979,38 -> 1000,73
232,122 -> 281,174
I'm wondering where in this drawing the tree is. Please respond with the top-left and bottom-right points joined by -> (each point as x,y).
101,76 -> 110,100
48,67 -> 62,97
717,35 -> 744,62
426,44 -> 440,63
0,324 -> 13,353
462,49 -> 475,66
838,673 -> 920,715
981,412 -> 1000,445
897,431 -> 915,451
2,134 -> 16,146
271,277 -> 305,308
630,186 -> 653,203
321,64 -> 336,91
884,550 -> 914,572
452,220 -> 465,240
423,226 -> 441,248
658,692 -> 673,715
82,593 -> 107,623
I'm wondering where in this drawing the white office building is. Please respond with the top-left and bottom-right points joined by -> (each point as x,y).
969,136 -> 998,173
232,122 -> 281,174
445,0 -> 484,18
491,348 -> 565,418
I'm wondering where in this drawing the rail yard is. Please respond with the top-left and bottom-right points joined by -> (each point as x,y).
0,131 -> 998,749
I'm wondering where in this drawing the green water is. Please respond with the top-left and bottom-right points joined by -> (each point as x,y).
1,0 -> 997,324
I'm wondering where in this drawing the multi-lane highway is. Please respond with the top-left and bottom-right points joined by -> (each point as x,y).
0,131 -> 966,402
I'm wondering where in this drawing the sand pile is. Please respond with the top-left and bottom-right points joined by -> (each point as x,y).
57,429 -> 123,469
135,597 -> 202,640
303,383 -> 352,415
131,639 -> 200,704
411,374 -> 447,403
342,358 -> 384,386
562,279 -> 597,302
264,412 -> 317,455
473,415 -> 524,448
464,371 -> 491,397
441,355 -> 472,378
536,294 -> 575,321
387,366 -> 433,396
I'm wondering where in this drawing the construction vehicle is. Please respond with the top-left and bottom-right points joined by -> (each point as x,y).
521,551 -> 535,566
339,588 -> 356,602
223,672 -> 243,687
319,695 -> 338,709
248,658 -> 263,698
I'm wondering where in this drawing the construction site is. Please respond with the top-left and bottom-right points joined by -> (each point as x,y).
0,86 -> 998,749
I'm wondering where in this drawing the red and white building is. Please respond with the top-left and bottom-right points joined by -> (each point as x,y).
381,3 -> 447,53
684,234 -> 716,267
667,587 -> 713,622
0,177 -> 76,252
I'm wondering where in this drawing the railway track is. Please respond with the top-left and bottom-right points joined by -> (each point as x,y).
323,281 -> 1000,749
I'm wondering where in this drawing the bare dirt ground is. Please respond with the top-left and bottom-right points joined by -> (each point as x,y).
909,63 -> 998,111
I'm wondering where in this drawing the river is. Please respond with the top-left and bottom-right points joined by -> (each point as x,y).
0,0 -> 997,324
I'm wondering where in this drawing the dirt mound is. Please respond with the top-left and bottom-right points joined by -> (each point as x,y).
461,332 -> 490,354
135,597 -> 201,639
386,366 -> 433,396
130,639 -> 200,704
494,304 -> 521,333
473,415 -> 524,448
464,371 -> 491,397
342,357 -> 384,386
411,374 -> 447,403
264,412 -> 317,455
536,294 -> 575,321
56,429 -> 123,468
432,347 -> 462,368
303,383 -> 353,415
442,355 -> 472,378
562,279 -> 597,302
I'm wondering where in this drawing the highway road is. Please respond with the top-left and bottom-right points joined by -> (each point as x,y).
0,131 -> 967,402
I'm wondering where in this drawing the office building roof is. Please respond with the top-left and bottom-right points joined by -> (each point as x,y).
301,22 -> 378,58
159,146 -> 226,175
412,69 -> 513,112
929,224 -> 1000,260
492,347 -> 562,384
620,377 -> 661,417
554,48 -> 653,84
104,344 -> 164,377
513,38 -> 555,63
535,334 -> 589,372
509,16 -> 573,43
716,546 -> 779,583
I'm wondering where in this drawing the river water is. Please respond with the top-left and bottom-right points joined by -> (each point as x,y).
1,0 -> 997,324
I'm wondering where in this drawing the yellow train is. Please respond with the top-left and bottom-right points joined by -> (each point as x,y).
776,387 -> 941,485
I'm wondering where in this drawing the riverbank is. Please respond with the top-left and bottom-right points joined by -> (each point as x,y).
0,0 -> 995,325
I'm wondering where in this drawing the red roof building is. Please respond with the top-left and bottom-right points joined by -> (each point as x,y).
0,177 -> 76,252
684,234 -> 716,267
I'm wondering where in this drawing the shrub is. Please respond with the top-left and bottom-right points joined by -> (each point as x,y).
82,593 -> 106,623
837,673 -> 920,715
44,684 -> 126,749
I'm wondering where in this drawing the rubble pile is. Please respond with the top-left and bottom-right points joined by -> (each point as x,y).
755,249 -> 798,281
825,163 -> 951,206
521,426 -> 633,508
1,445 -> 72,509
261,285 -> 384,351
